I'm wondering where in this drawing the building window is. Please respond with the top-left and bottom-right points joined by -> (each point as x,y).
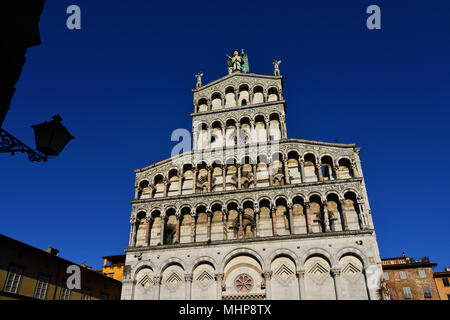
82,289 -> 91,300
383,272 -> 389,280
418,270 -> 426,278
34,275 -> 50,300
423,286 -> 432,298
447,294 -> 450,300
443,278 -> 450,287
403,287 -> 412,299
400,271 -> 407,279
3,265 -> 23,294
59,284 -> 71,300
382,261 -> 387,265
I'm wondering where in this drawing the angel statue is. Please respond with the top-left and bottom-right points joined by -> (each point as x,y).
227,49 -> 249,74
195,72 -> 203,89
273,59 -> 282,76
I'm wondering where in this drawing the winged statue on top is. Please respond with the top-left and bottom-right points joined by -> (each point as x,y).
227,49 -> 249,74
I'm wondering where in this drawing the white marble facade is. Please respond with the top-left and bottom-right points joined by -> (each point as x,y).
121,71 -> 383,300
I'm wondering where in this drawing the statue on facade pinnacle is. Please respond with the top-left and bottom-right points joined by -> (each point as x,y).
227,49 -> 249,74
273,59 -> 281,76
195,72 -> 203,88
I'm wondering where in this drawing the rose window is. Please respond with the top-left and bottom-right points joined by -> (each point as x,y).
235,274 -> 253,293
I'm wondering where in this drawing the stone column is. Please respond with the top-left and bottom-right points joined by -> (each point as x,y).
254,205 -> 260,237
284,159 -> 290,184
129,218 -> 137,247
317,163 -> 323,181
297,270 -> 306,300
249,119 -> 255,145
160,215 -> 166,245
145,217 -> 153,246
237,164 -> 242,189
193,127 -> 198,150
215,274 -> 224,300
163,179 -> 168,197
175,214 -> 181,242
207,166 -> 212,192
191,214 -> 197,242
300,159 -> 305,183
266,119 -> 271,143
207,210 -> 212,241
253,163 -> 257,187
154,276 -> 161,300
268,163 -> 273,186
238,208 -> 243,238
222,127 -> 226,147
192,168 -> 197,193
178,173 -> 183,195
185,274 -> 192,300
149,184 -> 155,199
236,123 -> 241,146
263,272 -> 272,299
351,161 -> 358,178
305,202 -> 312,233
358,200 -> 368,229
280,115 -> 287,139
331,268 -> 342,300
222,164 -> 227,190
333,164 -> 339,180
271,205 -> 277,236
340,199 -> 349,231
222,209 -> 228,240
323,201 -> 330,232
287,203 -> 293,234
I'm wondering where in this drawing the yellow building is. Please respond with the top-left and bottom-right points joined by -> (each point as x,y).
100,255 -> 125,281
434,267 -> 450,300
0,234 -> 121,300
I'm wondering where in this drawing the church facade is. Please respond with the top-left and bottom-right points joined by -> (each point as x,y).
120,54 -> 383,300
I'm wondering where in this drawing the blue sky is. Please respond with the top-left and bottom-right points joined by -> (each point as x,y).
2,0 -> 449,270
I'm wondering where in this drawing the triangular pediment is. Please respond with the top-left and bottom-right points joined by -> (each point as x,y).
193,72 -> 282,93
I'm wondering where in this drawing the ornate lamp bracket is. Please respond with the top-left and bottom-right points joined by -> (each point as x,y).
0,128 -> 47,162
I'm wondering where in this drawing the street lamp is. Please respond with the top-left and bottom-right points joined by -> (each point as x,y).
32,115 -> 74,157
0,115 -> 74,162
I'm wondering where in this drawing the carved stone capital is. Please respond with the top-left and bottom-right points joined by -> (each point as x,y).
153,276 -> 161,285
263,271 -> 272,280
184,274 -> 193,282
331,268 -> 341,277
296,270 -> 305,279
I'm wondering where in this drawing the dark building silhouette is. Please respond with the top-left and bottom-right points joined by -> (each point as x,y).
1,1 -> 46,128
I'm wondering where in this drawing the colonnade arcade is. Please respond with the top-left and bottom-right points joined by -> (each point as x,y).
194,112 -> 287,150
131,248 -> 372,300
136,151 -> 357,200
195,84 -> 282,113
129,190 -> 370,248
